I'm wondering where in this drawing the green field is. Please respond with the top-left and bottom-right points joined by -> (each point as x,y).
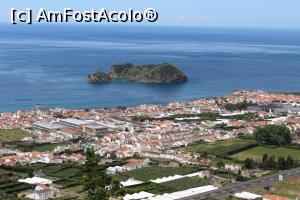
125,177 -> 209,195
1,163 -> 84,189
250,175 -> 300,198
118,166 -> 197,181
230,146 -> 300,161
116,165 -> 206,194
0,129 -> 32,142
185,139 -> 257,156
17,142 -> 67,152
1,164 -> 202,198
272,176 -> 300,198
0,169 -> 32,198
31,143 -> 67,152
160,177 -> 209,192
282,92 -> 300,96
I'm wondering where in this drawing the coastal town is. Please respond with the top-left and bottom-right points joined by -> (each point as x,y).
1,90 -> 300,200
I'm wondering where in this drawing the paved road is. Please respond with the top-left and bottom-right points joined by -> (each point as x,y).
180,167 -> 300,200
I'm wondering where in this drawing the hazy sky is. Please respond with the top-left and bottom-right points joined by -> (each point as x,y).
1,0 -> 300,28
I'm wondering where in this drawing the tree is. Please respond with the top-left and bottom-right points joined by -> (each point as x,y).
278,157 -> 287,170
286,156 -> 295,169
216,161 -> 225,169
244,158 -> 255,169
261,154 -> 268,169
201,151 -> 208,158
224,101 -> 253,111
253,125 -> 292,145
82,148 -> 123,200
259,154 -> 298,170
268,155 -> 276,169
111,180 -> 125,197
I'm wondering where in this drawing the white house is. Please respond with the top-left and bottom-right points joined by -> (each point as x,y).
26,184 -> 58,200
225,164 -> 242,171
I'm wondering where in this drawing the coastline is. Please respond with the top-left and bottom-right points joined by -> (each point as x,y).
1,90 -> 299,113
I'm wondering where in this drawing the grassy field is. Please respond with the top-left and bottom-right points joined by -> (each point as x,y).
66,185 -> 84,193
118,166 -> 197,181
250,176 -> 300,198
185,138 -> 257,156
282,92 -> 300,96
31,143 -> 67,152
17,142 -> 67,152
230,145 -> 300,161
0,129 -> 32,142
210,158 -> 236,167
273,178 -> 300,198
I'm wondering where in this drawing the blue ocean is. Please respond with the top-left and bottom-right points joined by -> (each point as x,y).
0,24 -> 300,112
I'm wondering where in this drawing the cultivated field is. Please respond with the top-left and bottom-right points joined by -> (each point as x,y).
0,129 -> 32,142
185,138 -> 257,156
0,169 -> 31,198
119,166 -> 197,181
0,163 -> 84,199
230,146 -> 300,161
122,176 -> 209,194
16,142 -> 68,152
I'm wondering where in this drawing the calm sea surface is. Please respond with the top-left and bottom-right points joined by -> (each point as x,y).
0,24 -> 300,112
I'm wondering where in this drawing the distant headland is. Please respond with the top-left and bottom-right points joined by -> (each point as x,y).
87,63 -> 188,84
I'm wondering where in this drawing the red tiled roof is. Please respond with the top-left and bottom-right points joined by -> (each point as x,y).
263,194 -> 288,200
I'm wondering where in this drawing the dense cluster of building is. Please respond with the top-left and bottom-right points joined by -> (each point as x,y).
0,90 -> 300,166
0,90 -> 300,199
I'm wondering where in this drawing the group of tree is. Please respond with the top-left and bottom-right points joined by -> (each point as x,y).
244,154 -> 298,170
216,161 -> 225,168
253,124 -> 292,146
82,148 -> 124,200
224,101 -> 254,111
260,154 -> 297,170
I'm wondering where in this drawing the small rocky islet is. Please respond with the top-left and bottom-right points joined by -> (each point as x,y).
87,63 -> 188,84
86,71 -> 112,83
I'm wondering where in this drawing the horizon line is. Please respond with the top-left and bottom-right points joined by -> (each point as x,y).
1,22 -> 300,30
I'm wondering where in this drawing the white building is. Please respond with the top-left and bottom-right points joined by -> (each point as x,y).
26,184 -> 58,200
106,166 -> 124,174
234,191 -> 262,200
225,164 -> 242,171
